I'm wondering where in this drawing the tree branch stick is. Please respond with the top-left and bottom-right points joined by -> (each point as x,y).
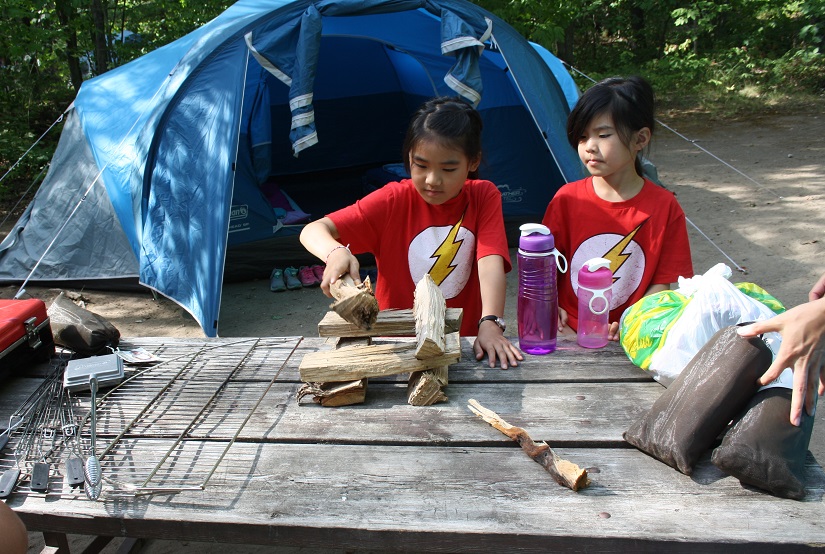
467,399 -> 590,491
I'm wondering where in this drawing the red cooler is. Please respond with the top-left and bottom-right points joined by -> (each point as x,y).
0,299 -> 55,380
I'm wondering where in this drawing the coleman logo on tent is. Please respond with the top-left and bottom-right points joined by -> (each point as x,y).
230,205 -> 249,220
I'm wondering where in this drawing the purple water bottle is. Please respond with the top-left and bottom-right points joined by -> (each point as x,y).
576,257 -> 613,349
517,223 -> 568,355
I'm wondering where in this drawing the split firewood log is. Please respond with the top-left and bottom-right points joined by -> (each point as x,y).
300,332 -> 460,382
297,337 -> 369,407
329,274 -> 378,330
413,274 -> 446,359
317,308 -> 463,338
467,399 -> 590,492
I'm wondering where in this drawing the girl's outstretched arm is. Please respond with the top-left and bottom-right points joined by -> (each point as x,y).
473,255 -> 523,369
299,217 -> 360,296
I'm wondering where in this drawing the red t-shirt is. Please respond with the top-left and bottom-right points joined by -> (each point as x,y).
542,177 -> 693,330
328,179 -> 511,336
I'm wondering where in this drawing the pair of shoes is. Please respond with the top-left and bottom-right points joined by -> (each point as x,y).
284,267 -> 302,290
311,264 -> 325,282
270,268 -> 286,292
298,266 -> 321,287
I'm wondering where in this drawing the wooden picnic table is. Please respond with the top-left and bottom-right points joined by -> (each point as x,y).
1,334 -> 824,553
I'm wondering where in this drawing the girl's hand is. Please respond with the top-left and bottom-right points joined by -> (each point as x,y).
558,307 -> 571,334
608,321 -> 620,341
320,248 -> 360,297
473,322 -> 523,369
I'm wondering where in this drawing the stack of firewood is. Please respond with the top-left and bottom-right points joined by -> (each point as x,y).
297,274 -> 462,407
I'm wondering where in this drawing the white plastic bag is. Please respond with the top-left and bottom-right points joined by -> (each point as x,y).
648,263 -> 781,385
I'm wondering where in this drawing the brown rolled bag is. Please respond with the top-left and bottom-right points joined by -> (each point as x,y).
623,325 -> 772,475
47,291 -> 121,357
711,386 -> 815,500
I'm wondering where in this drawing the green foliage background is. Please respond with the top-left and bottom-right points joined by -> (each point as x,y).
1,0 -> 823,208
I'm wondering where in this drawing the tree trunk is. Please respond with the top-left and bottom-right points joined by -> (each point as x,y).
55,0 -> 83,91
558,23 -> 575,66
90,0 -> 109,75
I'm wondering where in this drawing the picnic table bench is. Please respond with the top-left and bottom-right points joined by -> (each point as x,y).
1,335 -> 823,553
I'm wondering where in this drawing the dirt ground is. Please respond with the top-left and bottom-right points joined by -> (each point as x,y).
7,107 -> 825,553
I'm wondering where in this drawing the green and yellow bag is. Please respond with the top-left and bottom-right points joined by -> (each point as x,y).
619,264 -> 784,382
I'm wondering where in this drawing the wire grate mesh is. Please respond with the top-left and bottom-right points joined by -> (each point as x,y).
0,336 -> 302,499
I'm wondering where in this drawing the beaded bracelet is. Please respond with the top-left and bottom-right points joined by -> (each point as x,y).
325,244 -> 351,264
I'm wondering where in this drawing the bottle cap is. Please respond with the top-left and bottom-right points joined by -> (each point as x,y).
578,257 -> 613,289
518,223 -> 555,253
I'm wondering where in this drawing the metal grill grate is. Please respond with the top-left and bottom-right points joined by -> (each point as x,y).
0,336 -> 302,499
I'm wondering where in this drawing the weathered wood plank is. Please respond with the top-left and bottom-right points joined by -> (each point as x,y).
81,380 -> 659,445
316,308 -> 463,338
245,381 -> 664,445
7,442 -> 825,552
299,333 -> 460,382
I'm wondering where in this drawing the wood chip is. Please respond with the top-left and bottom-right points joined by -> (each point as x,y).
407,366 -> 449,406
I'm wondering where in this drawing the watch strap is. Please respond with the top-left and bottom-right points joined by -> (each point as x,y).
478,315 -> 505,331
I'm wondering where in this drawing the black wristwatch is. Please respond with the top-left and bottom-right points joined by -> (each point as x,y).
478,315 -> 506,332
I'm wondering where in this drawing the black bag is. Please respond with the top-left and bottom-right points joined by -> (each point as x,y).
47,292 -> 120,357
623,325 -> 773,475
711,386 -> 814,500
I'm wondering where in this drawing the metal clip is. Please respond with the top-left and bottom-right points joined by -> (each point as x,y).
24,316 -> 43,349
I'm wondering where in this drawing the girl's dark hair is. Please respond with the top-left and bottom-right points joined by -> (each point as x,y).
567,76 -> 655,176
402,96 -> 483,179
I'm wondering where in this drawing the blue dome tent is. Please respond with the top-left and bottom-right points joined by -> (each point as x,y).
0,0 -> 584,337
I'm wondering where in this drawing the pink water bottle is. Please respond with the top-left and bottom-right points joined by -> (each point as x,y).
517,223 -> 567,355
576,257 -> 613,349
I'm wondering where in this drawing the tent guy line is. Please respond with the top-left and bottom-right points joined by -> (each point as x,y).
0,164 -> 49,232
9,68 -> 178,302
0,110 -> 66,188
564,61 -> 784,200
562,61 -> 753,271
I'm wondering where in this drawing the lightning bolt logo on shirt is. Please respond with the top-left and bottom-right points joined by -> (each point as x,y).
408,213 -> 475,300
570,220 -> 648,308
601,223 -> 643,280
429,214 -> 465,285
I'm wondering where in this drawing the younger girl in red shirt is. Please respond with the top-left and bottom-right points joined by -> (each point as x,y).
543,76 -> 694,340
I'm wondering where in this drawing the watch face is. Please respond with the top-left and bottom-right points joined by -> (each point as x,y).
495,318 -> 506,331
